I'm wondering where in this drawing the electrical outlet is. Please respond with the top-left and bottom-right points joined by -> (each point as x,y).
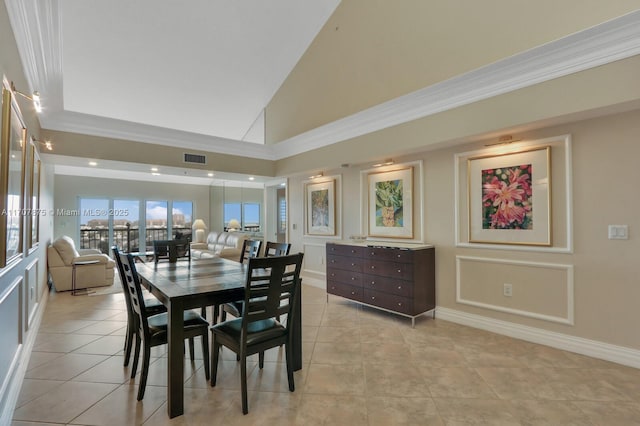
503,283 -> 513,297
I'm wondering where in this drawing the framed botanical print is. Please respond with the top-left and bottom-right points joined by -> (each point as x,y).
305,179 -> 336,236
467,146 -> 551,246
368,167 -> 413,239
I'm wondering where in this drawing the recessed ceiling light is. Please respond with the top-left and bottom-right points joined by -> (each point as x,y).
208,172 -> 214,177
248,176 -> 255,181
89,161 -> 98,166
152,172 -> 160,176
151,167 -> 159,172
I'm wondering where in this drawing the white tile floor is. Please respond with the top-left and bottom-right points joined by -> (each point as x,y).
12,284 -> 640,425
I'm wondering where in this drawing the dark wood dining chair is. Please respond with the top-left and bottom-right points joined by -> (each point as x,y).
264,241 -> 291,257
210,253 -> 304,414
219,239 -> 263,322
117,251 -> 210,401
112,246 -> 166,367
152,240 -> 174,263
240,239 -> 263,263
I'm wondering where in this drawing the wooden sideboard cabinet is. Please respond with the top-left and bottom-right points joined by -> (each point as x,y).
326,242 -> 435,327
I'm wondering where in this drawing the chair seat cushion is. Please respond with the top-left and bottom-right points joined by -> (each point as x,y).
147,310 -> 209,334
212,318 -> 286,346
144,297 -> 166,315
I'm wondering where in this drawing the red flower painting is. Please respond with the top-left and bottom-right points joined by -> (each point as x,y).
481,164 -> 533,229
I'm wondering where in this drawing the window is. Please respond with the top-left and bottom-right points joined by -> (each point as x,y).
146,200 -> 168,243
224,203 -> 241,229
243,203 -> 260,231
113,199 -> 140,252
79,198 -> 195,252
79,198 -> 109,252
172,201 -> 193,240
224,202 -> 261,231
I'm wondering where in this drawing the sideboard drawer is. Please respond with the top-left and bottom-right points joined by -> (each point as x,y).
327,282 -> 363,302
366,247 -> 414,264
327,268 -> 362,286
326,243 -> 364,258
362,274 -> 413,298
363,259 -> 413,280
327,255 -> 363,273
363,288 -> 413,315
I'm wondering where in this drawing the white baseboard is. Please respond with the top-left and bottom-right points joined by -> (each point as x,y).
436,307 -> 640,369
301,274 -> 325,290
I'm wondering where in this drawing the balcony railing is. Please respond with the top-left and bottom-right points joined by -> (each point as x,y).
80,225 -> 191,254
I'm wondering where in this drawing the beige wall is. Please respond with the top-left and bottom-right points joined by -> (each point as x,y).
288,108 -> 640,351
266,0 -> 640,143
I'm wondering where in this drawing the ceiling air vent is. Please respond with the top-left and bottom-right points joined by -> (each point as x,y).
183,153 -> 207,165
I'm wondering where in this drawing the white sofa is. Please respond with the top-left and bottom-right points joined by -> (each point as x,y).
190,231 -> 247,261
47,236 -> 116,291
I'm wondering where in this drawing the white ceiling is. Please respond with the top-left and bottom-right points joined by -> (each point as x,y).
59,0 -> 340,142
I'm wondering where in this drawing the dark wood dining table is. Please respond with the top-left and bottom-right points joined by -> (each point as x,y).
135,257 -> 303,418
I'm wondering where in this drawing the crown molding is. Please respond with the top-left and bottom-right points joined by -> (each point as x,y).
7,3 -> 640,161
40,110 -> 276,160
272,9 -> 640,159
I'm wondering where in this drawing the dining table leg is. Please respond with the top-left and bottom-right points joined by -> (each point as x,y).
167,299 -> 185,418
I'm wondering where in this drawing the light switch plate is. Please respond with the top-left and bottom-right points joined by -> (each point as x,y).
608,225 -> 629,240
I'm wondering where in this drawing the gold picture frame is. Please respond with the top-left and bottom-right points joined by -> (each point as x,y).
467,146 -> 552,246
368,167 -> 413,239
1,78 -> 27,267
28,138 -> 41,250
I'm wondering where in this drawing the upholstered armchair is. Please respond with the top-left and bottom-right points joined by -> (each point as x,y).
47,236 -> 116,291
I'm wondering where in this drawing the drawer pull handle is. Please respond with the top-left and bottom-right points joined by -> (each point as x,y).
351,291 -> 355,295
371,266 -> 375,269
331,260 -> 335,263
397,302 -> 402,306
351,263 -> 356,266
351,277 -> 356,280
371,252 -> 375,255
397,269 -> 402,273
331,273 -> 335,277
397,254 -> 401,258
397,285 -> 402,290
371,281 -> 375,285
371,296 -> 376,300
331,286 -> 335,290
351,250 -> 356,253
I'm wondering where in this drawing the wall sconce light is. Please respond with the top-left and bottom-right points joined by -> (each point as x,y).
484,135 -> 521,147
308,172 -> 324,179
372,159 -> 394,167
10,81 -> 42,113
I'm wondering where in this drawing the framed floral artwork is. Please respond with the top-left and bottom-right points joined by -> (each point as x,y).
305,179 -> 336,236
368,167 -> 413,239
468,146 -> 551,246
